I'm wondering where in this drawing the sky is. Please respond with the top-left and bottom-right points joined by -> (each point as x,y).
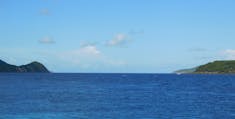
0,0 -> 235,73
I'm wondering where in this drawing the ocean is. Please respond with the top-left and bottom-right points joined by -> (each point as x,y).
0,73 -> 234,119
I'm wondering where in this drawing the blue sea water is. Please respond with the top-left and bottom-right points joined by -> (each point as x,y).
0,73 -> 234,119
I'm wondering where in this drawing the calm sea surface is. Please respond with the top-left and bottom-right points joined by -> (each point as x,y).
0,73 -> 234,119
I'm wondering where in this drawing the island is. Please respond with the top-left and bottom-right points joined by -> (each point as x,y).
175,60 -> 235,74
0,60 -> 49,73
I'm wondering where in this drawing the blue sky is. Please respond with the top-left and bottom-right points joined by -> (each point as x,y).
1,0 -> 235,73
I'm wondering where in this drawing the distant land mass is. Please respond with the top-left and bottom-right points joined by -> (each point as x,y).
175,60 -> 235,74
0,60 -> 49,73
174,67 -> 197,74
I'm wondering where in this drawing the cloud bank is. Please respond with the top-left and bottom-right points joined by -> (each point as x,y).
222,49 -> 235,60
107,34 -> 129,46
55,44 -> 126,69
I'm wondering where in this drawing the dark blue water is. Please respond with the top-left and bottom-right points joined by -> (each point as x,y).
0,73 -> 234,119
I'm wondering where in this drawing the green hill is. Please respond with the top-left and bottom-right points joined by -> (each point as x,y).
195,60 -> 235,74
0,60 -> 50,73
175,60 -> 235,74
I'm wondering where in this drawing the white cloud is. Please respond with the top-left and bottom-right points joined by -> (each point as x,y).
55,45 -> 127,70
71,45 -> 101,56
107,34 -> 129,46
58,45 -> 101,65
80,41 -> 98,48
222,49 -> 235,60
39,36 -> 55,44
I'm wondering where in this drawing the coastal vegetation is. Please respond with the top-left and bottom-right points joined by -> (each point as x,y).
0,60 -> 49,73
175,60 -> 235,74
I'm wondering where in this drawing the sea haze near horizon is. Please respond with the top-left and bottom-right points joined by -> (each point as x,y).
0,73 -> 234,118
